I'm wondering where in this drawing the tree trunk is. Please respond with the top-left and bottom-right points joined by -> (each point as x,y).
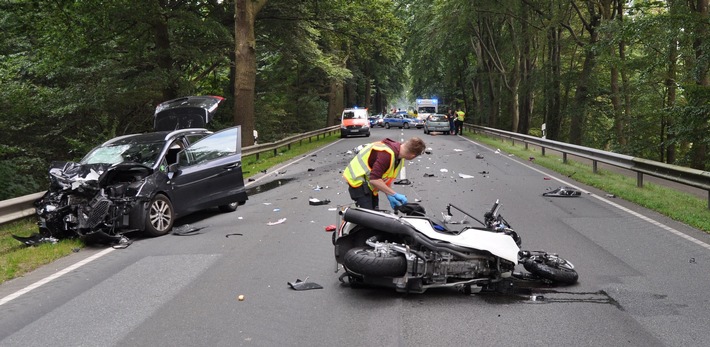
154,0 -> 177,101
664,0 -> 679,164
234,0 -> 267,146
545,25 -> 562,140
689,0 -> 708,169
569,2 -> 601,145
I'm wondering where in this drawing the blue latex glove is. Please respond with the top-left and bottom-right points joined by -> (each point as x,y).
387,193 -> 408,209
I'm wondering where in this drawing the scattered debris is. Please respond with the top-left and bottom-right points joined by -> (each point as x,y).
172,225 -> 206,236
458,173 -> 474,179
267,218 -> 287,226
273,208 -> 281,212
605,194 -> 616,198
495,149 -> 501,154
260,170 -> 267,174
454,149 -> 464,152
307,168 -> 315,172
414,198 -> 422,202
324,224 -> 336,232
226,233 -> 243,238
423,173 -> 435,177
309,198 -> 331,206
689,258 -> 696,264
475,153 -> 484,159
248,178 -> 255,182
394,179 -> 411,185
288,278 -> 323,290
12,234 -> 59,246
440,168 -> 449,173
543,186 -> 582,197
529,157 -> 535,161
543,177 -> 552,180
238,294 -> 245,301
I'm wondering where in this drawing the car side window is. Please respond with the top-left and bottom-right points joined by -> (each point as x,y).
179,128 -> 238,167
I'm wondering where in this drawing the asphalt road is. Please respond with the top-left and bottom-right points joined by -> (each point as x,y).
1,127 -> 709,346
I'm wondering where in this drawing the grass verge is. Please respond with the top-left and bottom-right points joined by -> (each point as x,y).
0,131 -> 341,285
465,132 -> 710,233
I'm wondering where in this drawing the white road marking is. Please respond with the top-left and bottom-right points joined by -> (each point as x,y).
466,138 -> 710,251
0,247 -> 115,306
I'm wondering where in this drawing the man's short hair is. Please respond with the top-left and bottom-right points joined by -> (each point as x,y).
405,137 -> 426,156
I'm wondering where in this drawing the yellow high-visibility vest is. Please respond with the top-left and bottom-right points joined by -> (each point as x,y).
343,142 -> 403,195
456,111 -> 465,121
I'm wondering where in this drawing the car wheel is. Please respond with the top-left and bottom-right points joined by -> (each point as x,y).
144,193 -> 174,237
404,122 -> 410,129
385,123 -> 390,129
218,202 -> 239,212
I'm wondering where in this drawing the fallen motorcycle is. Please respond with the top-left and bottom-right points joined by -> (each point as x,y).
331,200 -> 578,294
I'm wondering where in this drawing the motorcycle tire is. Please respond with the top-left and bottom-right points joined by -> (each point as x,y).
343,247 -> 407,277
523,256 -> 578,285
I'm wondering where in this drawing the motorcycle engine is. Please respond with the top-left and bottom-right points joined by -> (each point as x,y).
425,252 -> 493,283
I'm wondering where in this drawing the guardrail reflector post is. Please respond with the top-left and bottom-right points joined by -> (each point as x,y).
563,152 -> 568,164
542,147 -> 546,156
637,172 -> 644,188
593,160 -> 598,174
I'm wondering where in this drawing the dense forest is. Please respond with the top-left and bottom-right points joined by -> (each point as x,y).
0,0 -> 708,200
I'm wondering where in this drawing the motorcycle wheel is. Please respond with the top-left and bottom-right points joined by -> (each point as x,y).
343,246 -> 407,277
523,254 -> 578,285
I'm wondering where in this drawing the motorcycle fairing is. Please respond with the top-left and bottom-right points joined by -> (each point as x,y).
403,218 -> 520,264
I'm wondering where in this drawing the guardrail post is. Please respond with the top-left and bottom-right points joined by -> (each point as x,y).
563,152 -> 568,164
593,160 -> 598,174
637,172 -> 644,188
524,141 -> 528,150
273,148 -> 277,157
541,147 -> 546,156
288,143 -> 291,150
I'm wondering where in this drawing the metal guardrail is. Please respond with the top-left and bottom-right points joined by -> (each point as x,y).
464,123 -> 710,209
0,125 -> 341,226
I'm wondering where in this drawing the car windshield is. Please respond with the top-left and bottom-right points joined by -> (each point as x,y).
81,141 -> 165,166
343,111 -> 366,119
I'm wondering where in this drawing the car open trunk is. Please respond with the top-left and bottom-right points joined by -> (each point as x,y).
154,95 -> 225,131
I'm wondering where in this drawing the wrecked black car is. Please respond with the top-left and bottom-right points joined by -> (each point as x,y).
33,96 -> 248,244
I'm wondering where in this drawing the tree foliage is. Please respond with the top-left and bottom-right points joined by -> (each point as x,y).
1,0 -> 708,199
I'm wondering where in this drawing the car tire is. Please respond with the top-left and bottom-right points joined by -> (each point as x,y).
385,123 -> 390,129
404,123 -> 410,129
144,193 -> 174,237
218,202 -> 239,212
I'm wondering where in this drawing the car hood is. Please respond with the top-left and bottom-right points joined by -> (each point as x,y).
48,161 -> 153,191
154,95 -> 225,131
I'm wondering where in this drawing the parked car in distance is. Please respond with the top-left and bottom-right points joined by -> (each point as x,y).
368,114 -> 384,127
382,112 -> 418,129
340,108 -> 371,138
424,114 -> 451,134
34,96 -> 248,244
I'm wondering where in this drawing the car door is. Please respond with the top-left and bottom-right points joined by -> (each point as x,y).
169,126 -> 248,215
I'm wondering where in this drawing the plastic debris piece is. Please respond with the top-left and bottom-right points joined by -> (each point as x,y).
529,157 -> 535,161
267,218 -> 287,226
440,168 -> 449,173
423,173 -> 435,177
238,295 -> 245,301
605,194 -> 616,198
542,186 -> 582,197
458,173 -> 474,179
288,278 -> 323,291
414,198 -> 422,202
226,233 -> 243,238
475,153 -> 484,159
325,224 -> 336,232
12,234 -> 58,246
273,208 -> 281,212
248,178 -> 255,182
307,168 -> 315,172
394,179 -> 411,185
263,202 -> 272,205
478,171 -> 489,174
328,208 -> 337,211
309,198 -> 331,206
313,185 -> 323,190
454,149 -> 464,152
172,224 -> 206,236
543,177 -> 551,180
